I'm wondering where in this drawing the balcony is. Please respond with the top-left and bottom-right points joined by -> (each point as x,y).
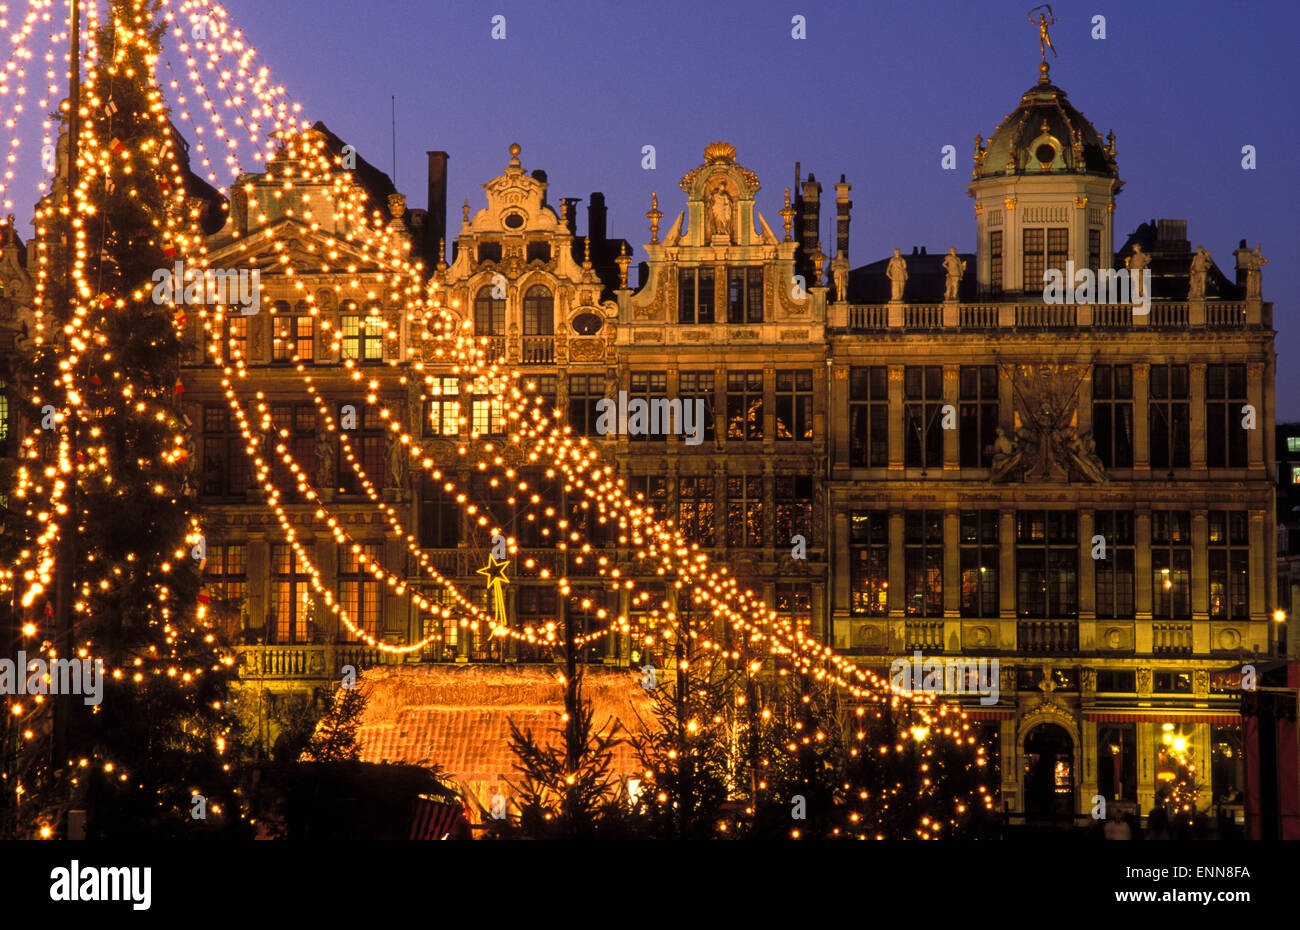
1152,622 -> 1193,655
521,336 -> 555,365
904,620 -> 944,651
1018,621 -> 1079,654
234,644 -> 389,682
840,299 -> 1266,334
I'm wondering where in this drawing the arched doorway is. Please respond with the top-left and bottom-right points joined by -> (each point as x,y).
1023,723 -> 1075,821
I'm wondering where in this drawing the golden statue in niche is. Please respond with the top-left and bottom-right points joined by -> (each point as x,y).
707,183 -> 734,242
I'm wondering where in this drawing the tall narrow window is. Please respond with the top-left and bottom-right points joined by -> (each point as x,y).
1094,511 -> 1135,619
1088,228 -> 1102,274
271,544 -> 314,644
726,266 -> 764,323
629,474 -> 669,518
568,374 -> 603,437
1016,511 -> 1078,618
725,475 -> 763,548
1150,364 -> 1190,469
958,365 -> 998,468
850,512 -> 889,616
338,402 -> 385,493
270,403 -> 317,502
338,542 -> 383,642
989,230 -> 1003,293
904,365 -> 943,469
1206,364 -> 1248,468
774,475 -> 812,545
679,371 -> 716,442
224,315 -> 248,365
629,372 -> 668,442
960,511 -> 999,618
904,511 -> 943,617
775,583 -> 812,637
523,285 -> 554,335
1092,364 -> 1134,468
849,366 -> 888,467
678,476 -> 715,546
1208,511 -> 1248,621
202,406 -> 247,497
726,371 -> 763,441
418,477 -> 460,548
473,285 -> 505,335
1022,228 -> 1045,290
1151,511 -> 1192,620
470,375 -> 507,437
774,370 -> 813,441
204,543 -> 247,624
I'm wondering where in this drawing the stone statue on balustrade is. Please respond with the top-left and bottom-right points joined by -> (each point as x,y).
886,248 -> 908,301
942,247 -> 965,301
1188,246 -> 1211,299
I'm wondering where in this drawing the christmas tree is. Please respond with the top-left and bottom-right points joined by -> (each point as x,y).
6,0 -> 241,839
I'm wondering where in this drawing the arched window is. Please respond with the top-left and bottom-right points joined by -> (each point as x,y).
474,286 -> 505,335
523,285 -> 554,336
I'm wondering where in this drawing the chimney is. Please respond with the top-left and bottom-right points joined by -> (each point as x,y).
560,197 -> 581,236
834,174 -> 852,260
587,192 -> 607,246
800,172 -> 821,260
426,150 -> 449,267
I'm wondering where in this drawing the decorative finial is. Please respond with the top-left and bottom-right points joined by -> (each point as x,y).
615,242 -> 630,289
582,235 -> 592,268
703,141 -> 737,165
508,142 -> 521,168
437,238 -> 447,271
462,199 -> 470,223
645,191 -> 662,244
1105,129 -> 1116,158
779,187 -> 795,242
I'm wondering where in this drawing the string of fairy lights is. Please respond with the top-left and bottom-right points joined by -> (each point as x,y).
3,0 -> 994,833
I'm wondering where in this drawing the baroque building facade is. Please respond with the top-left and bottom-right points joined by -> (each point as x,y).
129,65 -> 1278,822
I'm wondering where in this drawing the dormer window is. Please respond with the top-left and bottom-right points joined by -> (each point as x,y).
477,241 -> 503,264
526,241 -> 551,264
678,267 -> 714,324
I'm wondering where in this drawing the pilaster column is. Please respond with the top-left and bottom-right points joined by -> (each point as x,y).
1133,364 -> 1150,473
1137,720 -> 1156,814
1079,510 -> 1097,648
888,511 -> 905,617
943,510 -> 960,621
1135,510 -> 1153,626
1250,510 -> 1267,620
1247,362 -> 1266,473
1192,511 -> 1209,621
832,511 -> 851,616
888,366 -> 904,470
943,365 -> 959,470
999,509 -> 1016,651
1187,362 -> 1207,471
830,363 -> 849,469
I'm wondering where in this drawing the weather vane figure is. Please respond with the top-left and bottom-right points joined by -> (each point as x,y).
1028,5 -> 1058,62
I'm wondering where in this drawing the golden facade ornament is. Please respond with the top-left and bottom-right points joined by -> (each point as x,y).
1004,197 -> 1017,211
1073,196 -> 1088,209
615,242 -> 630,288
779,187 -> 795,242
974,202 -> 984,216
645,191 -> 662,244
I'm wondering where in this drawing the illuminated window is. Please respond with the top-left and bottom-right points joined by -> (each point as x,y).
338,542 -> 383,643
422,377 -> 460,437
850,511 -> 889,617
470,376 -> 507,436
1151,511 -> 1191,620
272,310 -> 314,362
725,371 -> 763,441
678,267 -> 714,324
473,286 -> 505,335
1288,436 -> 1300,453
904,511 -> 943,618
774,370 -> 813,441
203,543 -> 247,627
340,309 -> 383,363
337,402 -> 384,494
774,475 -> 812,545
960,511 -> 999,619
1208,511 -> 1248,621
725,475 -> 763,548
678,476 -> 715,546
1016,511 -> 1077,619
271,544 -> 314,644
